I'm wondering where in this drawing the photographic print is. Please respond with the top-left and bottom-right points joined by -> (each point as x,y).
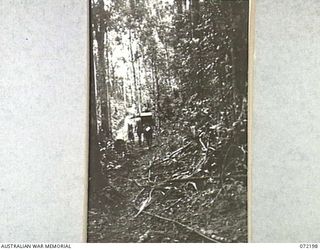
88,0 -> 248,243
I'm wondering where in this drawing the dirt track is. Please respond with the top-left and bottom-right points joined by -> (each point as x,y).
88,139 -> 247,243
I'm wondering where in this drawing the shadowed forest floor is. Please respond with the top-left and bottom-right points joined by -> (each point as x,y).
89,0 -> 249,242
87,131 -> 247,243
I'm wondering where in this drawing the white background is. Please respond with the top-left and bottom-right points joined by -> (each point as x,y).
0,0 -> 88,242
1,0 -> 320,243
252,0 -> 320,242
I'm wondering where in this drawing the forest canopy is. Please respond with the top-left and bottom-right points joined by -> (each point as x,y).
90,0 -> 248,137
89,0 -> 249,243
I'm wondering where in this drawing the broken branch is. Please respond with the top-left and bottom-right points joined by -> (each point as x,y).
139,210 -> 222,243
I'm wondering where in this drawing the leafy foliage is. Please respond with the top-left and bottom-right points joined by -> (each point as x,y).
89,0 -> 249,243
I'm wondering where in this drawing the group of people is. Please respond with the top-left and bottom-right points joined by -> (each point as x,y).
127,120 -> 153,148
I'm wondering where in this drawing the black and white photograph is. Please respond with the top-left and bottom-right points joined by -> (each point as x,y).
88,0 -> 249,243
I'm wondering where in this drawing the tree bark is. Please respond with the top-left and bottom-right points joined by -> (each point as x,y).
129,29 -> 138,112
95,0 -> 110,138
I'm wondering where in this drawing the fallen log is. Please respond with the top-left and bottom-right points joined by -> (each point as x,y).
137,209 -> 222,243
163,198 -> 182,211
135,174 -> 247,191
164,174 -> 247,184
150,141 -> 193,168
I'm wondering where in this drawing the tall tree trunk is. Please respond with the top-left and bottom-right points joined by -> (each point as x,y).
128,29 -> 138,112
89,0 -> 104,196
105,29 -> 113,137
191,0 -> 200,35
152,53 -> 160,130
138,57 -> 143,113
95,0 -> 110,138
89,38 -> 99,185
191,0 -> 203,97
